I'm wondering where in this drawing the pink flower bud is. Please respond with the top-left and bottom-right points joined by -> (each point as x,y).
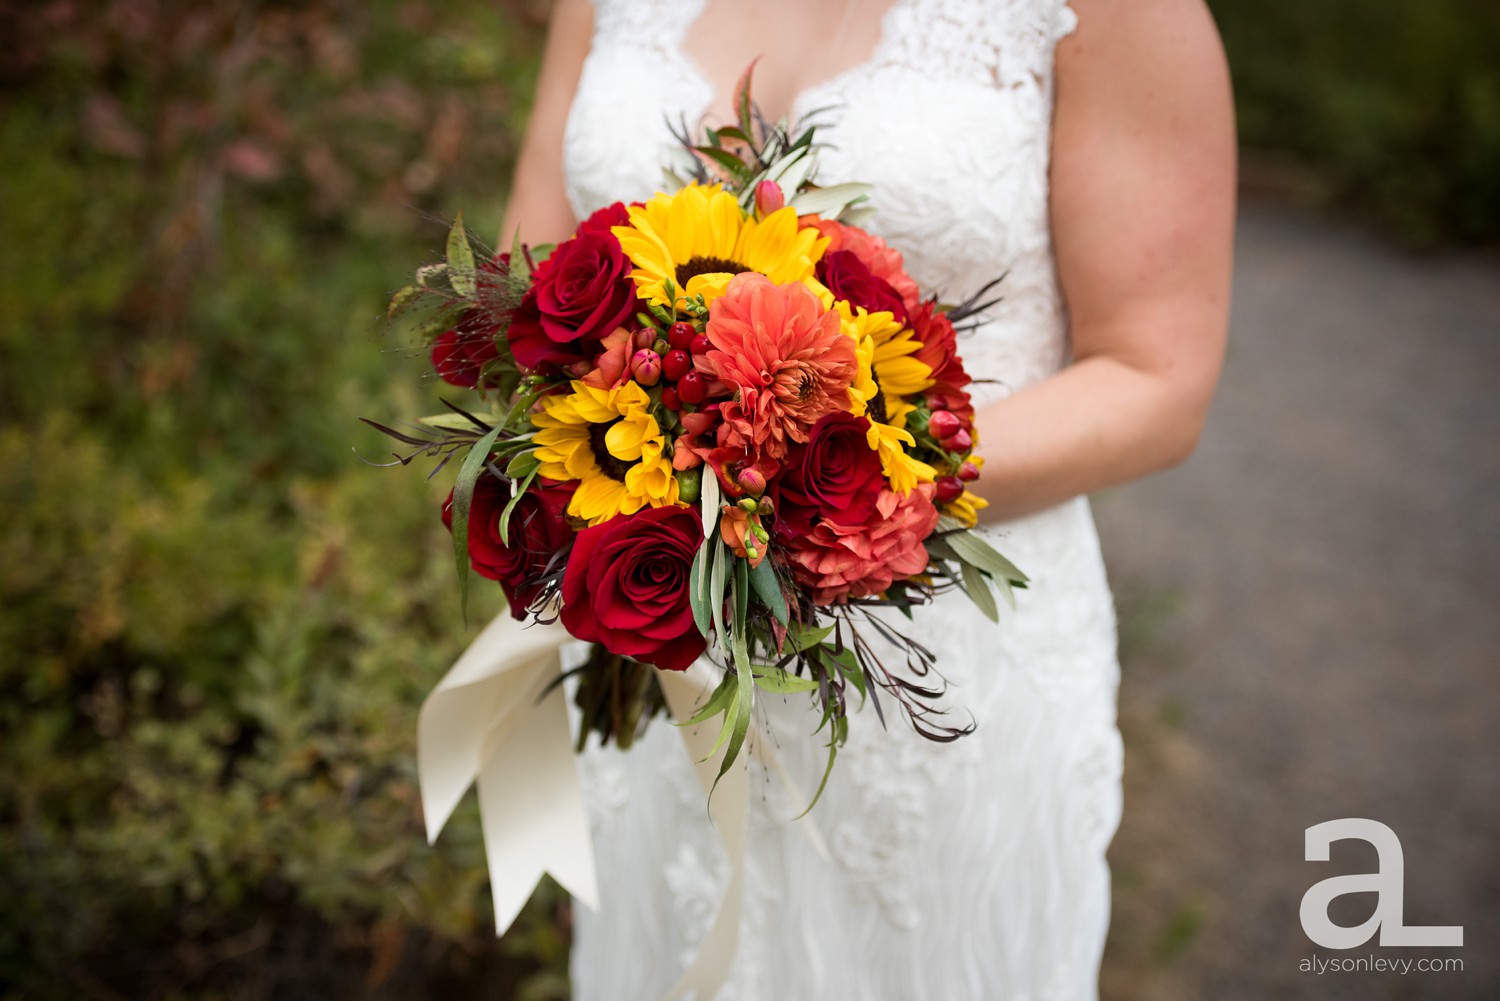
754,180 -> 785,217
630,348 -> 662,386
567,359 -> 595,378
736,467 -> 767,497
943,428 -> 972,452
928,410 -> 962,440
958,461 -> 980,482
632,327 -> 657,351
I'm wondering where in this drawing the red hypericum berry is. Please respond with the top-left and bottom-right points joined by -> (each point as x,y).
958,460 -> 980,482
660,385 -> 682,411
662,349 -> 692,381
943,428 -> 973,452
630,348 -> 662,386
689,334 -> 714,355
928,410 -> 962,440
935,476 -> 965,504
677,369 -> 707,404
668,321 -> 697,350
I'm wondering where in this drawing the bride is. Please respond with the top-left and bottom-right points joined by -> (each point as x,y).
502,0 -> 1234,997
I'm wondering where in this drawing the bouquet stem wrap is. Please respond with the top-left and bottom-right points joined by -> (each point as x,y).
418,612 -> 823,999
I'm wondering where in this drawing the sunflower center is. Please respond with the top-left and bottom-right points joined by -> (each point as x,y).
675,255 -> 748,288
587,420 -> 634,481
867,381 -> 889,425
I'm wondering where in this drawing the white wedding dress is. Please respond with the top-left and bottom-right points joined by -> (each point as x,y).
560,1 -> 1123,998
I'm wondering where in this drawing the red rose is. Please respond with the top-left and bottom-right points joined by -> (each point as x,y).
532,229 -> 635,345
506,289 -> 591,373
431,308 -> 501,387
559,505 -> 707,671
816,249 -> 909,326
443,474 -> 575,619
774,413 -> 883,537
576,201 -> 630,235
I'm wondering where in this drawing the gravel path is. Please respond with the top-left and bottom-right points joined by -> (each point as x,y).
1093,199 -> 1500,1000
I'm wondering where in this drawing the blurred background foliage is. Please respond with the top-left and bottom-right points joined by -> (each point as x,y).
0,0 -> 1494,999
1214,0 -> 1500,245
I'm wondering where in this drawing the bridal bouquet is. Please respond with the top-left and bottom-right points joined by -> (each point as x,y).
371,72 -> 1026,798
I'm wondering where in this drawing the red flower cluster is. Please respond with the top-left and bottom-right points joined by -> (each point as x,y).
423,184 -> 990,672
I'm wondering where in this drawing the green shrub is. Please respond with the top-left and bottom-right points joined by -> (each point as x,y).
1212,0 -> 1500,244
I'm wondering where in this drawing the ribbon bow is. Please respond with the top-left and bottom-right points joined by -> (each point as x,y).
418,612 -> 824,1000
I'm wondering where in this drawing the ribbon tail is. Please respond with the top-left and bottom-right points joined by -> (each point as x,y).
416,613 -> 599,936
477,668 -> 599,931
656,667 -> 751,1001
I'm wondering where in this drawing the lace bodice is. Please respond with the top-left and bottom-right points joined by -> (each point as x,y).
562,2 -> 1125,999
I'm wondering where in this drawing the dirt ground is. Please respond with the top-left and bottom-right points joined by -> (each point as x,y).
1093,199 -> 1500,1000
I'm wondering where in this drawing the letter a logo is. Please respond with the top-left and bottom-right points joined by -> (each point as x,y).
1301,819 -> 1463,948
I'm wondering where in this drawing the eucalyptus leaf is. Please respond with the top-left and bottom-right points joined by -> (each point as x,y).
446,212 -> 476,297
701,468 -> 722,539
783,622 -> 834,655
508,225 -> 530,284
959,559 -> 999,623
747,557 -> 789,626
753,666 -> 819,694
496,467 -> 537,546
681,670 -> 737,727
504,449 -> 540,479
787,182 -> 873,217
688,542 -> 712,638
947,530 -> 1029,585
709,540 -> 728,656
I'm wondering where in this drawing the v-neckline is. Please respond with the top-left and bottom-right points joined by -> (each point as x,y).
670,0 -> 912,129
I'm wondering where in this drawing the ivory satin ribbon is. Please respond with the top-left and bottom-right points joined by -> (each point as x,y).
418,612 -> 825,1000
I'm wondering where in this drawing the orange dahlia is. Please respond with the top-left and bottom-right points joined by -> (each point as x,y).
699,272 -> 857,462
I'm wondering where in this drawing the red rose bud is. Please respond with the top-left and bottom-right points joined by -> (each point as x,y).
944,428 -> 973,451
677,369 -> 707,404
662,349 -> 693,381
958,460 -> 980,482
928,409 -> 962,440
689,334 -> 714,355
660,385 -> 682,410
668,321 -> 697,350
632,328 -> 656,351
935,476 -> 965,504
737,467 -> 767,497
630,349 -> 662,386
754,180 -> 785,217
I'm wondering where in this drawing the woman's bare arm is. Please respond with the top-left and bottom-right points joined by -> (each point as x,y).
970,0 -> 1236,521
500,0 -> 594,244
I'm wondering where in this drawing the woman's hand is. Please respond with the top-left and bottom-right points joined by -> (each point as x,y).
500,0 -> 593,244
970,0 -> 1236,522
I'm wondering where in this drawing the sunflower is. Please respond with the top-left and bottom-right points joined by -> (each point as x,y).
837,303 -> 937,493
533,380 -> 680,525
611,183 -> 828,310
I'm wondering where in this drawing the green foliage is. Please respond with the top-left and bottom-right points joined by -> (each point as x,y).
1212,0 -> 1500,244
0,1 -> 561,997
